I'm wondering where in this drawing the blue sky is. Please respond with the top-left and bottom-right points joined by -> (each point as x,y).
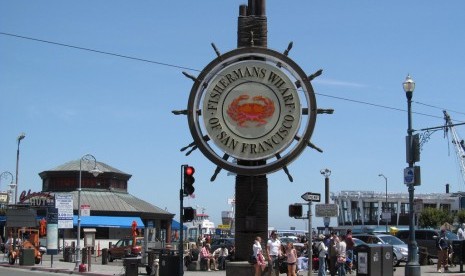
1,1 -> 465,230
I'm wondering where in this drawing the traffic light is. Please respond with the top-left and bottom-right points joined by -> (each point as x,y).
183,207 -> 195,222
289,204 -> 303,218
183,165 -> 195,196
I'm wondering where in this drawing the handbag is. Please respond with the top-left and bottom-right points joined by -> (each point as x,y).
248,254 -> 257,264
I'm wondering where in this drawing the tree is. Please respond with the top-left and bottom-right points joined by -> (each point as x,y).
418,207 -> 453,228
456,210 -> 465,225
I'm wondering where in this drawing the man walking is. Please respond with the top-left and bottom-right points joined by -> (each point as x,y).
267,231 -> 281,276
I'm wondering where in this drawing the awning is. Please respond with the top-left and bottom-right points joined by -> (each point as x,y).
171,220 -> 187,231
73,216 -> 144,228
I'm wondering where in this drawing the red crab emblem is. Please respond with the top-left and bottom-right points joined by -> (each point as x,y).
227,95 -> 275,127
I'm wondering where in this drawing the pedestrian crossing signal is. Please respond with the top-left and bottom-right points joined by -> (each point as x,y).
183,207 -> 195,222
289,204 -> 303,218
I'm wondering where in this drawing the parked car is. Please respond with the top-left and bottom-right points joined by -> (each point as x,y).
280,237 -> 299,246
108,237 -> 143,262
353,233 -> 408,266
395,229 -> 458,258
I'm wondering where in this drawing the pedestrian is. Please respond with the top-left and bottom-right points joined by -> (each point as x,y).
345,230 -> 354,273
286,242 -> 297,276
267,230 -> 282,276
336,235 -> 347,276
253,236 -> 267,276
437,229 -> 449,273
316,234 -> 328,276
328,232 -> 338,276
184,243 -> 200,268
200,243 -> 217,271
213,244 -> 229,270
458,223 -> 465,240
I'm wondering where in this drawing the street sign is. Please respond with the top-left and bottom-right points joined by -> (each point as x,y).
301,192 -> 321,202
382,211 -> 391,222
404,167 -> 415,185
80,204 -> 91,216
414,198 -> 423,213
315,204 -> 338,217
55,193 -> 73,229
404,166 -> 421,186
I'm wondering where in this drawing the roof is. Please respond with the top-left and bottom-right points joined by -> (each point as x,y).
46,160 -> 131,177
54,190 -> 172,217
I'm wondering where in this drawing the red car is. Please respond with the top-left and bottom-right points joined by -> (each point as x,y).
108,237 -> 143,262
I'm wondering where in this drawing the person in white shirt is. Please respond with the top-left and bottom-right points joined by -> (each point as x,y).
213,244 -> 229,270
267,231 -> 282,276
316,234 -> 328,276
336,235 -> 347,276
458,223 -> 465,240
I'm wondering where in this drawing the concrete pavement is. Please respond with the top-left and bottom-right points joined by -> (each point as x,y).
3,254 -> 465,275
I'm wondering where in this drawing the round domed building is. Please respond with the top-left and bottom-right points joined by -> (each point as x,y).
36,159 -> 176,248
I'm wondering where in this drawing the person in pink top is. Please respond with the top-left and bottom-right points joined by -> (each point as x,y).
200,243 -> 217,271
286,242 -> 297,276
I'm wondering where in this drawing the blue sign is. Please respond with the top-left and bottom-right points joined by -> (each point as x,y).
404,167 -> 414,185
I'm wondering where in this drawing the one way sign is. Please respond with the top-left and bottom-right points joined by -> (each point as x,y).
301,192 -> 321,202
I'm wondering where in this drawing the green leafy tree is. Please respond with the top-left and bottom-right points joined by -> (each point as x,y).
418,207 -> 453,228
456,210 -> 465,225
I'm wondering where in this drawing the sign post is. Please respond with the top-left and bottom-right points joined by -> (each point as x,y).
301,192 -> 320,276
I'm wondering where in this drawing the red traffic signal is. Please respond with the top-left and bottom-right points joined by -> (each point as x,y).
185,166 -> 195,176
183,165 -> 195,196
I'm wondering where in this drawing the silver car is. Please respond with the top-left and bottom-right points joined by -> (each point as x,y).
353,233 -> 408,266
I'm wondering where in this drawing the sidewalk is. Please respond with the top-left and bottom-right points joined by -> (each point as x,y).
3,255 -> 465,276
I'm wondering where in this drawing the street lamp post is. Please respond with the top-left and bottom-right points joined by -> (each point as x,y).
15,133 -> 25,204
320,168 -> 331,233
75,154 -> 102,271
378,174 -> 388,233
403,74 -> 421,276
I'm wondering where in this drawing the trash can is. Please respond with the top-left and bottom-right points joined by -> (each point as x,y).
19,248 -> 35,266
452,240 -> 465,272
63,247 -> 70,262
418,246 -> 429,266
123,257 -> 140,276
101,248 -> 108,265
146,251 -> 158,276
380,244 -> 393,276
81,248 -> 87,264
159,254 -> 179,276
355,244 -> 382,276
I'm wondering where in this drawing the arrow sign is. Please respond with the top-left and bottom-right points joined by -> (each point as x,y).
301,192 -> 321,202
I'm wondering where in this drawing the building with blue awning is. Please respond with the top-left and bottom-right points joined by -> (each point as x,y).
30,159 -> 177,244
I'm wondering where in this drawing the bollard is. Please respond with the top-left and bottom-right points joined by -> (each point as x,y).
82,248 -> 87,264
87,247 -> 92,272
101,248 -> 108,265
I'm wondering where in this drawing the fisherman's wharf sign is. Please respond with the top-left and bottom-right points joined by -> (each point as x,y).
202,60 -> 301,160
186,47 -> 318,176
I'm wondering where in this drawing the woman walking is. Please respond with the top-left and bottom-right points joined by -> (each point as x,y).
253,236 -> 267,276
286,242 -> 297,276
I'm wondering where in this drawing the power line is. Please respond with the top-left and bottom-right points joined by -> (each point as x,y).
1,31 -> 464,123
414,101 -> 465,117
316,92 -> 455,121
0,32 -> 200,72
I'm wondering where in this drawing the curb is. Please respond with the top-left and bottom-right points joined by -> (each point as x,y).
0,263 -> 113,276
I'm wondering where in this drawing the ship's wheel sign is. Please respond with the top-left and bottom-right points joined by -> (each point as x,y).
175,46 -> 331,179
